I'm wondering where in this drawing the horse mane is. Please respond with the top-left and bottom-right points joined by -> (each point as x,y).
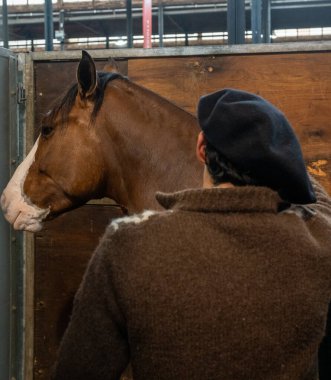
47,72 -> 123,127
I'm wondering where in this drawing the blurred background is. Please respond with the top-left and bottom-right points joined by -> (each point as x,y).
0,0 -> 331,52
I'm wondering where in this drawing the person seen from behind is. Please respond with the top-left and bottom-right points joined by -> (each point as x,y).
52,88 -> 331,380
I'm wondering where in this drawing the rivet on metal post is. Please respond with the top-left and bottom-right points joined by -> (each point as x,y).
17,83 -> 26,104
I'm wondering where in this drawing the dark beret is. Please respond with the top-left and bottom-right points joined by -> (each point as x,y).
197,88 -> 316,204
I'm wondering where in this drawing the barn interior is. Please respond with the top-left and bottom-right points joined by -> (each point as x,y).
0,2 -> 331,380
0,0 -> 331,51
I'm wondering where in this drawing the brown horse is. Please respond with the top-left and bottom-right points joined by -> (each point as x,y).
1,51 -> 201,232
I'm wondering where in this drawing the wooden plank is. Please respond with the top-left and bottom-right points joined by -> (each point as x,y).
33,205 -> 123,379
128,53 -> 331,193
30,42 -> 331,61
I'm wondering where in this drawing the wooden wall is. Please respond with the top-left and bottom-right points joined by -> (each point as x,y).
128,53 -> 331,192
32,50 -> 331,379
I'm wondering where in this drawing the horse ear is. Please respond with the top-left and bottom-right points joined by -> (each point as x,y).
102,57 -> 120,73
77,50 -> 97,98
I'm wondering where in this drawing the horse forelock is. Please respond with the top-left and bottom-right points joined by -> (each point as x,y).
45,72 -> 124,128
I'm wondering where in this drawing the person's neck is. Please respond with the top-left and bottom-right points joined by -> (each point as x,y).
202,167 -> 235,189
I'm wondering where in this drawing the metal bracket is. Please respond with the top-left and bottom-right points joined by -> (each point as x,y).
17,83 -> 26,104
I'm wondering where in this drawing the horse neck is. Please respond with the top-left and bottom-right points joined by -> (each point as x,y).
98,79 -> 202,212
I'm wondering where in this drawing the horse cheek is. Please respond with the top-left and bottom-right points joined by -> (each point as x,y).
23,167 -> 45,208
23,169 -> 72,216
69,160 -> 105,199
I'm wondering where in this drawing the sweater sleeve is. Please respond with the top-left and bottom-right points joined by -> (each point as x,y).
309,174 -> 331,218
309,176 -> 331,380
51,237 -> 129,380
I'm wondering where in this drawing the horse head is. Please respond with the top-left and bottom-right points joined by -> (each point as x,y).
1,52 -> 117,231
1,51 -> 201,232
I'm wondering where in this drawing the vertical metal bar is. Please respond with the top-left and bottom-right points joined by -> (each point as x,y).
227,1 -> 236,45
126,0 -> 133,48
44,0 -> 54,51
9,52 -> 24,380
2,0 -> 9,49
59,9 -> 65,51
251,0 -> 262,43
0,47 -> 23,380
158,2 -> 164,48
22,51 -> 35,380
0,48 -> 11,380
143,0 -> 152,48
227,0 -> 246,45
11,54 -> 26,380
236,0 -> 246,44
262,0 -> 271,43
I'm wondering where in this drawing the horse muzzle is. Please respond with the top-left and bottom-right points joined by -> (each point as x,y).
1,189 -> 50,232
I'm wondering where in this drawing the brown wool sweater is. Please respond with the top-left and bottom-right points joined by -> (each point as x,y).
52,178 -> 331,380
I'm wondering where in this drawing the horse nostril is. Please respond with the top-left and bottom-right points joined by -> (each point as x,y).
1,192 -> 8,213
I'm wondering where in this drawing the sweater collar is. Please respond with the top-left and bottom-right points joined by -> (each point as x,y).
156,186 -> 283,214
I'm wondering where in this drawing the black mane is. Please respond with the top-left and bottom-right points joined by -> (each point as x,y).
47,71 -> 123,126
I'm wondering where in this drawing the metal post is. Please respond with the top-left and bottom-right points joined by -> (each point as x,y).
143,0 -> 152,48
262,0 -> 271,43
44,0 -> 54,51
0,48 -> 21,380
158,2 -> 164,48
227,0 -> 246,45
9,52 -> 24,380
2,0 -> 9,49
251,0 -> 262,43
59,9 -> 65,51
126,0 -> 133,48
0,50 -> 11,380
185,32 -> 189,46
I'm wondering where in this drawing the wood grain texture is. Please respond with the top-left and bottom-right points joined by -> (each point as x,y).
33,205 -> 123,379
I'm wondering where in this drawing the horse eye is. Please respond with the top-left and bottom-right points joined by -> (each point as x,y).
41,126 -> 54,137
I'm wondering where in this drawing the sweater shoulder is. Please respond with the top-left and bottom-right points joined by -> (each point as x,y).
109,210 -> 159,232
94,209 -> 173,266
104,209 -> 174,239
